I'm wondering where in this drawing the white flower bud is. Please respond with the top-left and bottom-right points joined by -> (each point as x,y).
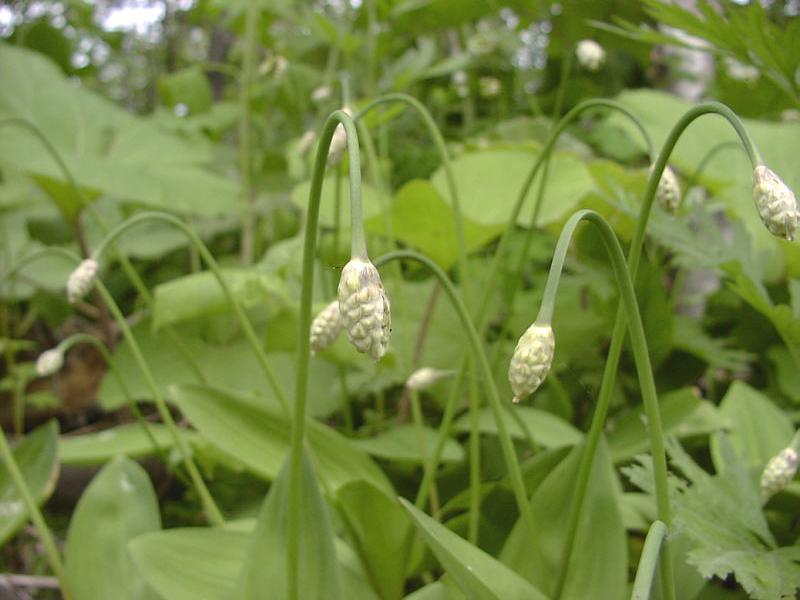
652,165 -> 681,214
311,85 -> 332,104
760,447 -> 799,501
337,257 -> 391,361
752,166 -> 798,240
405,367 -> 454,391
66,259 -> 99,304
508,322 -> 555,403
575,40 -> 605,72
479,77 -> 501,98
297,130 -> 317,157
310,300 -> 343,354
327,106 -> 353,167
35,348 -> 63,377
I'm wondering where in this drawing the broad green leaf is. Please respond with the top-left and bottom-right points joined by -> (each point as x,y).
353,425 -> 463,464
65,456 -> 161,600
403,582 -> 449,599
430,148 -> 595,228
768,346 -> 800,404
710,381 -> 794,472
501,437 -> 626,600
0,44 -> 239,218
99,321 -> 341,418
608,388 -> 729,463
0,421 -> 59,545
452,406 -> 582,449
59,424 -> 177,466
610,89 -> 800,251
364,180 -> 503,270
152,269 -> 289,330
400,498 -> 548,600
131,528 -> 247,600
338,481 -> 410,600
236,449 -> 342,599
630,436 -> 800,600
131,524 -> 378,600
291,175 -> 384,227
158,66 -> 213,115
168,383 -> 393,495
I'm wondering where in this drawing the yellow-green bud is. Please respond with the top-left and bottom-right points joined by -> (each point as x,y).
760,447 -> 799,501
337,257 -> 391,361
508,322 -> 555,403
66,259 -> 99,304
653,165 -> 681,214
752,165 -> 798,240
310,300 -> 343,354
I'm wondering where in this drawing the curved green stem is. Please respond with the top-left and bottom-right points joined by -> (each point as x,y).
407,98 -> 654,524
288,109 -> 366,599
374,250 -> 540,559
554,102 -> 762,600
0,430 -> 73,599
91,212 -> 289,413
355,93 -> 470,299
56,333 -> 165,462
0,116 -> 207,382
95,279 -> 225,526
682,140 -> 741,200
631,521 -> 668,600
356,92 -> 483,539
3,247 -> 224,526
536,210 -> 673,600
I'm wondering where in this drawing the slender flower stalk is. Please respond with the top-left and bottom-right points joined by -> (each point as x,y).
90,212 -> 289,413
0,117 -> 207,382
631,520 -> 668,600
531,209 -> 674,600
3,247 -> 224,526
48,333 -> 166,461
555,103 -> 766,600
288,109 -> 367,599
374,250 -> 543,566
0,430 -> 74,600
410,98 -> 655,530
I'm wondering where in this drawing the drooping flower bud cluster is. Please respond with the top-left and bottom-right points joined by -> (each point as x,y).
310,300 -> 343,354
575,40 -> 605,72
66,259 -> 99,304
327,106 -> 353,166
760,446 -> 799,501
653,165 -> 681,214
752,166 -> 798,240
405,367 -> 453,391
508,322 -> 555,403
337,257 -> 391,361
35,348 -> 64,377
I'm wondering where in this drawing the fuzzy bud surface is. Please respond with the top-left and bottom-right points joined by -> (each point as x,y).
337,257 -> 391,360
508,323 -> 555,403
576,40 -> 605,71
67,259 -> 99,304
654,165 -> 681,214
761,447 -> 799,501
753,166 -> 798,240
35,348 -> 63,377
405,367 -> 453,391
310,300 -> 343,354
327,106 -> 353,166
